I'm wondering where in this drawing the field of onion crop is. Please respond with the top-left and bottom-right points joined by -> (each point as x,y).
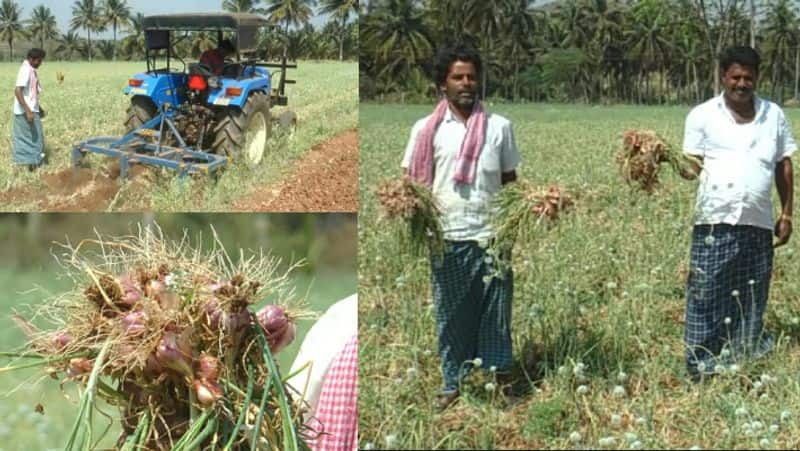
0,60 -> 357,212
359,103 -> 800,449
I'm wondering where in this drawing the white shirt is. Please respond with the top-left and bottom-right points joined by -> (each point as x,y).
287,294 -> 357,422
13,60 -> 41,115
683,93 -> 797,230
401,106 -> 522,242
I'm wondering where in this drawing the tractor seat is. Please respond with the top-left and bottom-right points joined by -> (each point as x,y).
188,63 -> 214,77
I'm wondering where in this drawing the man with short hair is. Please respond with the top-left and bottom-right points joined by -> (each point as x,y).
682,46 -> 795,381
12,48 -> 46,171
199,38 -> 235,76
401,43 -> 521,410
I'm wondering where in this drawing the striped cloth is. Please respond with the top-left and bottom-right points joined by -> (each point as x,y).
312,334 -> 358,451
684,224 -> 774,375
408,99 -> 487,187
431,240 -> 513,393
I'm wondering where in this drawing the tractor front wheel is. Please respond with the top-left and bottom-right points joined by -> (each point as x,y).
211,91 -> 271,166
124,96 -> 157,134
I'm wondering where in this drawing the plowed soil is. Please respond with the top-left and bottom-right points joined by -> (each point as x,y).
0,130 -> 358,212
232,129 -> 358,212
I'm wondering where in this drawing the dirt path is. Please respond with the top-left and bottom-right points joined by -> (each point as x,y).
0,130 -> 358,212
232,129 -> 358,212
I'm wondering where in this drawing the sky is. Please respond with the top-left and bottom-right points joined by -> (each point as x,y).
17,0 -> 330,39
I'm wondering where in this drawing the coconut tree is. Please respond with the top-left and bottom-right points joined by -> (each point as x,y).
70,0 -> 105,61
27,5 -> 58,51
55,30 -> 83,60
361,0 -> 432,92
0,0 -> 24,61
266,0 -> 315,35
118,11 -> 144,59
761,0 -> 800,103
318,0 -> 357,60
102,0 -> 130,61
222,0 -> 266,14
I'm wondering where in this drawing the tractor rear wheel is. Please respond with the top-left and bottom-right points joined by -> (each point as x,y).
211,91 -> 271,166
124,96 -> 157,134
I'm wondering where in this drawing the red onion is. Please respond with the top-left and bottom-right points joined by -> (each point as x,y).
50,331 -> 71,350
269,322 -> 296,354
118,274 -> 141,307
193,378 -> 222,406
204,298 -> 223,329
256,305 -> 289,336
121,311 -> 147,336
67,358 -> 94,377
196,353 -> 219,381
223,308 -> 251,332
155,330 -> 192,377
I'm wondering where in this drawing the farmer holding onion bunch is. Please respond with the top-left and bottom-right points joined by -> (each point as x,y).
401,43 -> 521,410
681,46 -> 795,381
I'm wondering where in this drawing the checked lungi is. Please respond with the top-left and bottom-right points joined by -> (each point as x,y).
431,240 -> 513,393
684,224 -> 774,375
11,113 -> 44,165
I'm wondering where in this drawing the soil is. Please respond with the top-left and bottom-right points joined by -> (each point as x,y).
232,129 -> 359,212
0,129 -> 358,212
0,163 -> 149,212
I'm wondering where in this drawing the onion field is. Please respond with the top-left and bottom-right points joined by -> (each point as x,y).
358,103 -> 800,449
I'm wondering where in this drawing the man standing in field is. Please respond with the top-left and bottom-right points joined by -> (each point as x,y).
682,46 -> 795,381
11,48 -> 46,171
401,43 -> 521,410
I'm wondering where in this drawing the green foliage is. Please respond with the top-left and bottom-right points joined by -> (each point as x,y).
361,0 -> 800,105
521,394 -> 576,441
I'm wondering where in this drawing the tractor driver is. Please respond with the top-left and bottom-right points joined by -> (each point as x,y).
199,38 -> 235,76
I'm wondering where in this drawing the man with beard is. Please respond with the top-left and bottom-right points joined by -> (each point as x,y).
401,43 -> 521,410
682,46 -> 795,381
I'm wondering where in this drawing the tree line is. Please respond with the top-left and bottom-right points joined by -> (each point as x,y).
0,0 -> 358,63
360,0 -> 800,105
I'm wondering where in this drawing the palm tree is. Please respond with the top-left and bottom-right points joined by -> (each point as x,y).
27,5 -> 58,51
318,0 -> 357,60
70,0 -> 105,61
761,0 -> 799,103
119,11 -> 144,59
55,30 -> 83,60
222,0 -> 266,14
102,0 -> 130,61
361,0 -> 433,92
266,0 -> 315,35
0,0 -> 24,61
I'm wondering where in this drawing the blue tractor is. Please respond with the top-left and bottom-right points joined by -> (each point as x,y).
73,12 -> 296,177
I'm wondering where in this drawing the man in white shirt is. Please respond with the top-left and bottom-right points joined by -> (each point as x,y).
12,48 -> 46,171
401,44 -> 522,410
681,46 -> 795,382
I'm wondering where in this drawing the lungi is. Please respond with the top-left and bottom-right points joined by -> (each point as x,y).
431,240 -> 513,393
684,224 -> 774,375
11,113 -> 44,165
